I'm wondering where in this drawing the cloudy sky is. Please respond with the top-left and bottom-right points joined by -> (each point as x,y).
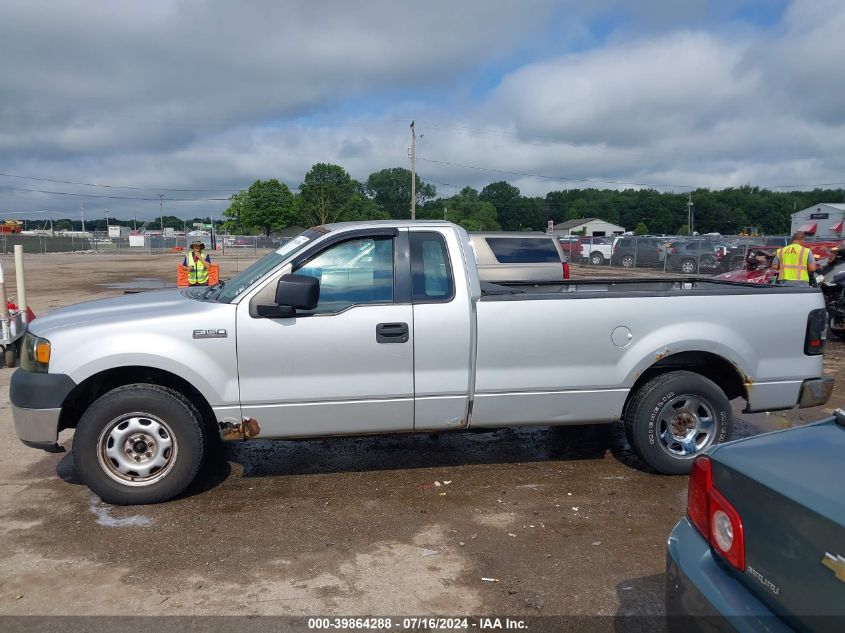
2,0 -> 844,222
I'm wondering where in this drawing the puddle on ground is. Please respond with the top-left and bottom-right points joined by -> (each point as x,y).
98,278 -> 175,290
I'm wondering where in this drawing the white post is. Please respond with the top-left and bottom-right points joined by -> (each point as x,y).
0,260 -> 10,341
13,245 -> 27,324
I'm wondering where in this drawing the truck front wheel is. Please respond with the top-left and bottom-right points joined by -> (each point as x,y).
74,384 -> 205,505
623,371 -> 731,474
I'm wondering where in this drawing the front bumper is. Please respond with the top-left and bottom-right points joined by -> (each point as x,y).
666,518 -> 792,633
798,376 -> 834,408
12,404 -> 63,451
9,369 -> 76,451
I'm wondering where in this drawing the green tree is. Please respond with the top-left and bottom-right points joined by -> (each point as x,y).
300,163 -> 358,225
222,190 -> 249,232
341,193 -> 390,221
565,199 -> 589,221
634,222 -> 649,235
479,181 -> 530,229
444,187 -> 500,231
677,224 -> 691,235
223,179 -> 297,235
366,167 -> 436,219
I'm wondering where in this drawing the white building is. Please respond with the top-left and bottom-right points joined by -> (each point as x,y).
791,203 -> 845,238
553,218 -> 625,237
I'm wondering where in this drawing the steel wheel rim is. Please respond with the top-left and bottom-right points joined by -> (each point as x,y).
591,254 -> 602,265
682,260 -> 696,273
623,255 -> 634,267
656,394 -> 716,458
97,413 -> 178,486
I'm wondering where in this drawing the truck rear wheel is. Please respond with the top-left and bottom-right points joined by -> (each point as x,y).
73,384 -> 205,505
624,371 -> 731,474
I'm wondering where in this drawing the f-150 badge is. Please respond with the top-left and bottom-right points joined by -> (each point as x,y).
193,329 -> 227,339
822,552 -> 845,582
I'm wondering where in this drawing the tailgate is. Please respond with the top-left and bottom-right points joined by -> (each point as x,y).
711,419 -> 845,629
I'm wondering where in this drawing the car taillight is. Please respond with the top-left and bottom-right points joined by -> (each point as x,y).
805,308 -> 827,355
671,247 -> 678,254
562,262 -> 570,279
687,457 -> 711,536
686,456 -> 746,571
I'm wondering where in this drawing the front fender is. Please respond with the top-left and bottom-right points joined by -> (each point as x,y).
49,329 -> 238,408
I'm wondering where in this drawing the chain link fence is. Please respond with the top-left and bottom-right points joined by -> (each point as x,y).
557,234 -> 843,276
0,232 -> 287,257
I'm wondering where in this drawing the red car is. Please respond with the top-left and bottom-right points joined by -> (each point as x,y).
748,236 -> 840,267
557,236 -> 583,263
715,249 -> 777,284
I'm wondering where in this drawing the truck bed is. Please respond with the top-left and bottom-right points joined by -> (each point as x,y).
480,277 -> 818,299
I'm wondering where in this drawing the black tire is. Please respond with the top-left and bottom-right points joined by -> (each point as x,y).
590,251 -> 605,265
623,371 -> 732,474
829,316 -> 845,340
73,384 -> 205,505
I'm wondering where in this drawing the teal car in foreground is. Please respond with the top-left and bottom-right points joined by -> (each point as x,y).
666,411 -> 845,632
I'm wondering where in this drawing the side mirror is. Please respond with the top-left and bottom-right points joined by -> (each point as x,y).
256,274 -> 320,318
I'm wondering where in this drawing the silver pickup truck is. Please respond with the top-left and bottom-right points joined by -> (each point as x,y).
11,221 -> 833,504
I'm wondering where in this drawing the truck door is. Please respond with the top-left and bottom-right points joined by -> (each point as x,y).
235,229 -> 414,437
408,229 -> 474,430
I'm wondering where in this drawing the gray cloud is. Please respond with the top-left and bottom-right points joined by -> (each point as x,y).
3,0 -> 845,222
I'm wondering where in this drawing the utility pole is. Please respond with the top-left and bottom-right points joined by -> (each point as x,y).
133,214 -> 137,231
105,208 -> 110,231
158,194 -> 165,233
80,203 -> 86,234
409,120 -> 416,220
686,194 -> 694,235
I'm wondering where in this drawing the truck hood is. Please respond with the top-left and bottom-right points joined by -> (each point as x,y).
30,289 -> 209,335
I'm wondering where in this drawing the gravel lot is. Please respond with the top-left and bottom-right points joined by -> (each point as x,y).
0,253 -> 840,621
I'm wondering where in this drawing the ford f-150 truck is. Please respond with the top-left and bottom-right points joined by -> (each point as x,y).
11,221 -> 834,504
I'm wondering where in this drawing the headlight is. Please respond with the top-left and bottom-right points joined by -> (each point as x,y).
21,332 -> 51,373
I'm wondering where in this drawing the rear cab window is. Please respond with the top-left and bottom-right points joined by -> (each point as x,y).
410,232 -> 454,302
484,237 -> 560,263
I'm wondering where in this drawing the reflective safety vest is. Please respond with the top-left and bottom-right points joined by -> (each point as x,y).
776,243 -> 810,282
187,250 -> 209,285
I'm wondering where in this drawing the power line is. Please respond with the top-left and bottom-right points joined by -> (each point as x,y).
3,186 -> 230,201
0,171 -> 240,192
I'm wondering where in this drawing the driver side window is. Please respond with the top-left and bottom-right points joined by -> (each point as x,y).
294,237 -> 394,314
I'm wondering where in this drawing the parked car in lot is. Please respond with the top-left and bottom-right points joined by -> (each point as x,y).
667,411 -> 845,632
665,240 -> 731,274
580,236 -> 615,265
470,232 -> 569,281
610,236 -> 665,268
11,220 -> 832,504
557,235 -> 582,263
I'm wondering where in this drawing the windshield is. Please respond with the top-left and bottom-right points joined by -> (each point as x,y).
212,228 -> 326,302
